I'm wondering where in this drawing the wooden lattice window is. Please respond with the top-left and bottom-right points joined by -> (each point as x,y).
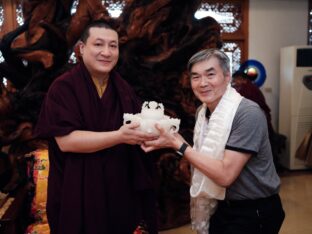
195,0 -> 249,73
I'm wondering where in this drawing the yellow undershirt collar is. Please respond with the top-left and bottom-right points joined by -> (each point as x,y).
92,77 -> 108,97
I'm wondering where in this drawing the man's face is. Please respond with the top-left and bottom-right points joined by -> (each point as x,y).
80,27 -> 119,78
190,57 -> 230,111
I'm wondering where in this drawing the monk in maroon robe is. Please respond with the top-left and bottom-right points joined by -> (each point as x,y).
231,70 -> 274,136
35,20 -> 158,234
231,70 -> 284,170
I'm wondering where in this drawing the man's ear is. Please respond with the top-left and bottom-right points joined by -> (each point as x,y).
225,72 -> 232,83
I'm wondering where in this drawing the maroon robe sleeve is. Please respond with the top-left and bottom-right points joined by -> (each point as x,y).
35,73 -> 85,138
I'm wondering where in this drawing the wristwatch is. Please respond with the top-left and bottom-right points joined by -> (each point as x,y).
176,142 -> 189,157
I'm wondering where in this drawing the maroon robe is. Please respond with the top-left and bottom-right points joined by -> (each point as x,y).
232,78 -> 274,136
35,63 -> 158,234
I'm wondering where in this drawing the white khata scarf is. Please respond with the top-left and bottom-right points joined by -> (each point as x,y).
190,84 -> 243,234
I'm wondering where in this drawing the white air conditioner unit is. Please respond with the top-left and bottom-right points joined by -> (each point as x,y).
279,45 -> 312,170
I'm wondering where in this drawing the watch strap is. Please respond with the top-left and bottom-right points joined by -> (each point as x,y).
176,143 -> 188,157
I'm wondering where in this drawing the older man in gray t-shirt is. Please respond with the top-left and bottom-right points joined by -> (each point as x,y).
225,98 -> 280,200
142,48 -> 285,234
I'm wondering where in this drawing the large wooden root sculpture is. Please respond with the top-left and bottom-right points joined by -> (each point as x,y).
0,0 -> 223,230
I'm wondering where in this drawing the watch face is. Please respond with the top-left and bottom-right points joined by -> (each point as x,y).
303,75 -> 312,90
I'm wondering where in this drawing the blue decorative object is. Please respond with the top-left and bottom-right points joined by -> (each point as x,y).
238,59 -> 267,87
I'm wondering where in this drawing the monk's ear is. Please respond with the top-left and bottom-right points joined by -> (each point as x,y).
78,41 -> 84,55
72,41 -> 83,61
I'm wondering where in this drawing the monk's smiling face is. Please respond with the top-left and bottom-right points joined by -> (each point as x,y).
80,27 -> 119,79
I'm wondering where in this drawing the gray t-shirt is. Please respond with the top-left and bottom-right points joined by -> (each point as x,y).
225,98 -> 280,200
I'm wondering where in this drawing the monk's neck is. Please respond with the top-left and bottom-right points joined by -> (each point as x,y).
93,73 -> 109,86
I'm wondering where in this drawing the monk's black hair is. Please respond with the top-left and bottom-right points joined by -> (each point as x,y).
232,70 -> 249,79
80,20 -> 117,43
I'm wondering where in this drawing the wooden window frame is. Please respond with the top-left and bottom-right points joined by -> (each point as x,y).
308,0 -> 312,45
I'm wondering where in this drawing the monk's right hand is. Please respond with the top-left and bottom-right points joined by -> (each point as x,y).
118,122 -> 158,145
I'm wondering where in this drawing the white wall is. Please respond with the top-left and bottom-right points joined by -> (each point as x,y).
249,0 -> 308,130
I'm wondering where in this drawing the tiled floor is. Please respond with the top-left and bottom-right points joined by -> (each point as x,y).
160,170 -> 312,234
278,171 -> 312,234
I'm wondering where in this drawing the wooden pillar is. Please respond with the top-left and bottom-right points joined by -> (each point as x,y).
0,0 -> 18,38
